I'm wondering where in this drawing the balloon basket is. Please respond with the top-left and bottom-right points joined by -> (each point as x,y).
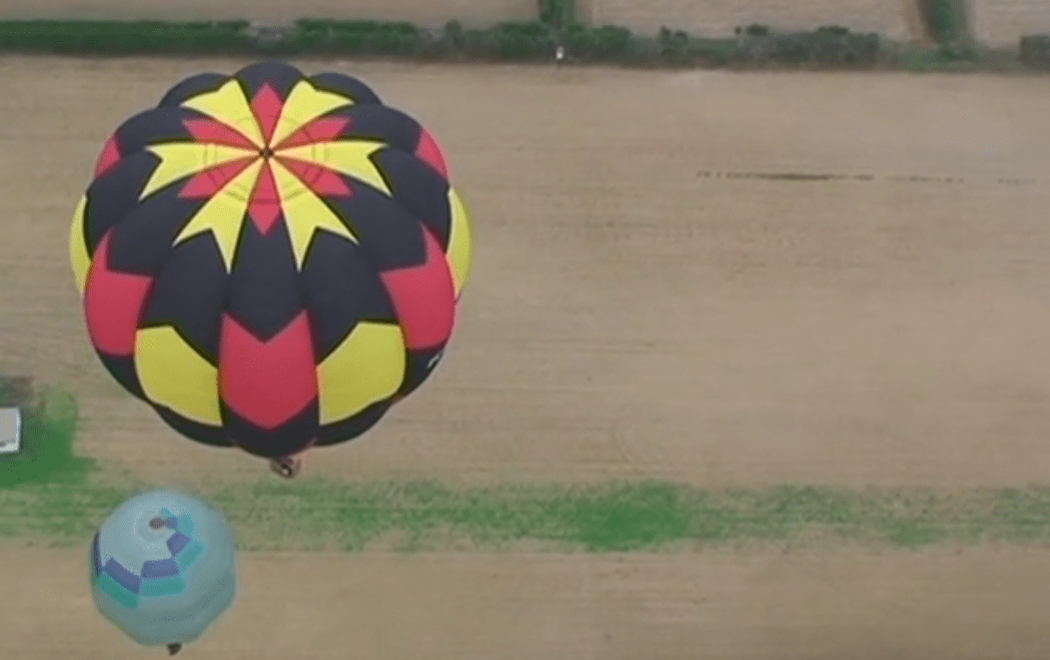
269,456 -> 301,479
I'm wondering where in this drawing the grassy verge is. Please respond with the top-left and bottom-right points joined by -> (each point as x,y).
7,479 -> 1050,552
5,383 -> 1050,553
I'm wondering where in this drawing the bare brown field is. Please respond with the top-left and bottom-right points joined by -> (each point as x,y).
970,0 -> 1050,47
7,548 -> 1050,659
3,58 -> 1050,486
5,55 -> 1050,659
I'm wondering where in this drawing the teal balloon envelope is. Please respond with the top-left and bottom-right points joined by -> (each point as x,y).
89,488 -> 237,653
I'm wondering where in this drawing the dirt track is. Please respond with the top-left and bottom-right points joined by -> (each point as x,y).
4,56 -> 1050,657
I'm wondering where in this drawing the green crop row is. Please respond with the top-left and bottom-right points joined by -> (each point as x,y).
0,18 -> 1047,72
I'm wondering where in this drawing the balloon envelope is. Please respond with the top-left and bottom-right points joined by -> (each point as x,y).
69,60 -> 473,460
89,488 -> 237,648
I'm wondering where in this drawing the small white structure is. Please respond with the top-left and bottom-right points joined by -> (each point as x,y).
0,407 -> 22,455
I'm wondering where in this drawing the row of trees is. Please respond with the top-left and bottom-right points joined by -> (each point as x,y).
0,19 -> 931,69
1,0 -> 1049,70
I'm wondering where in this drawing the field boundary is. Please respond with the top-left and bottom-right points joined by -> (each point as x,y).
7,479 -> 1050,552
1,17 -> 1049,72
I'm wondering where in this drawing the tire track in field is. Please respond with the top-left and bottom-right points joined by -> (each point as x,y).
696,169 -> 1042,186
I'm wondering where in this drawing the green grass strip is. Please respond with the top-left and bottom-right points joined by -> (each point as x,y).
4,386 -> 1050,553
7,479 -> 1050,552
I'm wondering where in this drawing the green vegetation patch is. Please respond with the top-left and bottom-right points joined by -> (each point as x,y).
0,17 -> 1009,71
1020,35 -> 1050,70
538,0 -> 575,30
918,0 -> 971,45
0,380 -> 93,490
8,479 -> 1050,552
0,20 -> 254,55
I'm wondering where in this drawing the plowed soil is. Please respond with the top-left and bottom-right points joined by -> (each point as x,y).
3,57 -> 1050,657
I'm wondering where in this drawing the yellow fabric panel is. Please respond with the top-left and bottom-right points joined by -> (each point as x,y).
69,195 -> 91,296
142,143 -> 254,200
317,321 -> 405,424
179,79 -> 264,147
173,159 -> 262,271
271,81 -> 354,147
135,326 -> 222,425
446,187 -> 473,296
271,160 -> 357,270
278,141 -> 392,197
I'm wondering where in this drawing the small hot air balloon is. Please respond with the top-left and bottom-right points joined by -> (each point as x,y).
69,60 -> 473,477
89,488 -> 237,654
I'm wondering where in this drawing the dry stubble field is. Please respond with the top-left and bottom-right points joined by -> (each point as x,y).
3,56 -> 1050,658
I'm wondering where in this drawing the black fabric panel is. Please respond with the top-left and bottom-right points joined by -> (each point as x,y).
309,71 -> 382,105
139,232 -> 230,365
371,148 -> 453,249
323,104 -> 422,153
325,173 -> 426,271
155,405 -> 233,447
224,215 -> 302,341
82,151 -> 164,256
97,353 -> 145,401
158,72 -> 230,107
400,345 -> 447,398
315,399 -> 390,446
223,402 -> 318,458
104,187 -> 208,277
299,230 -> 397,360
234,60 -> 304,101
110,107 -> 202,157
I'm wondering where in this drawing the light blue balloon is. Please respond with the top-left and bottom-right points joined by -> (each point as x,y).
89,488 -> 237,650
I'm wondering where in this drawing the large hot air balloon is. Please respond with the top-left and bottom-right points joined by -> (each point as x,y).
69,61 -> 473,477
90,488 -> 237,655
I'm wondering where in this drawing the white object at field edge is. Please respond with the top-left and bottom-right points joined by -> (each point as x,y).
0,407 -> 21,454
